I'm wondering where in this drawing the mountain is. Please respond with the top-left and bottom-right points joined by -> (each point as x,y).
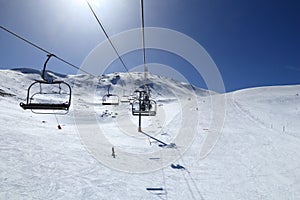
0,69 -> 299,199
12,68 -> 68,78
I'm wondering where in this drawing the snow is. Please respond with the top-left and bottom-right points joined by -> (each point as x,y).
1,69 -> 300,199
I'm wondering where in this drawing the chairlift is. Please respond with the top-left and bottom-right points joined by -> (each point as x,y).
120,95 -> 130,103
120,89 -> 130,103
102,85 -> 119,106
19,54 -> 72,114
132,88 -> 157,116
120,93 -> 136,104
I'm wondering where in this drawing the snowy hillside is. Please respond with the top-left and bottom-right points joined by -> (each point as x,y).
0,69 -> 300,199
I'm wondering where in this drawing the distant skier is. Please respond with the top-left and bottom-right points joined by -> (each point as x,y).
112,147 -> 116,158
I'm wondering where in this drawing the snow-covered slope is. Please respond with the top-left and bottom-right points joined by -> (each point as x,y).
0,69 -> 300,199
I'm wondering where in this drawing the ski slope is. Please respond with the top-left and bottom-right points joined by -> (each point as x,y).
0,69 -> 300,199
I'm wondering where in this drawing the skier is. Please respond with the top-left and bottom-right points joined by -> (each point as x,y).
112,147 -> 116,158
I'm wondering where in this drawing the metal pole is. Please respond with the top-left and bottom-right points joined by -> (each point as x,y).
138,91 -> 142,132
42,54 -> 55,81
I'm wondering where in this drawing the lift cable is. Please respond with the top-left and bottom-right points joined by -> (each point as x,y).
140,0 -> 148,80
0,25 -> 95,77
85,1 -> 134,81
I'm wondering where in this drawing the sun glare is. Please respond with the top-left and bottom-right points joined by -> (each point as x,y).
85,0 -> 102,8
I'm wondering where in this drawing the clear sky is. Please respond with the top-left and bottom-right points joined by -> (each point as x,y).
0,0 -> 299,92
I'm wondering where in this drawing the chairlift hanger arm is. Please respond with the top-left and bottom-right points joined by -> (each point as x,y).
42,54 -> 56,81
107,85 -> 111,95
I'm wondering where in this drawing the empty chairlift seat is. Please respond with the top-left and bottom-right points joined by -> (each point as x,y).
20,80 -> 72,114
102,94 -> 119,105
19,54 -> 72,114
102,85 -> 119,106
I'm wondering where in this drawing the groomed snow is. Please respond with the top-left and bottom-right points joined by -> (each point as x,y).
0,69 -> 300,199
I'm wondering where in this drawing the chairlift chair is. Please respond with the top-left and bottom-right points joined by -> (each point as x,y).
102,94 -> 120,105
131,88 -> 157,116
102,85 -> 119,106
20,80 -> 71,114
19,54 -> 72,114
119,89 -> 130,103
120,95 -> 130,103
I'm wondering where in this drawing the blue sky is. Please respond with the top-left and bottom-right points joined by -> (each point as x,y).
0,0 -> 299,92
